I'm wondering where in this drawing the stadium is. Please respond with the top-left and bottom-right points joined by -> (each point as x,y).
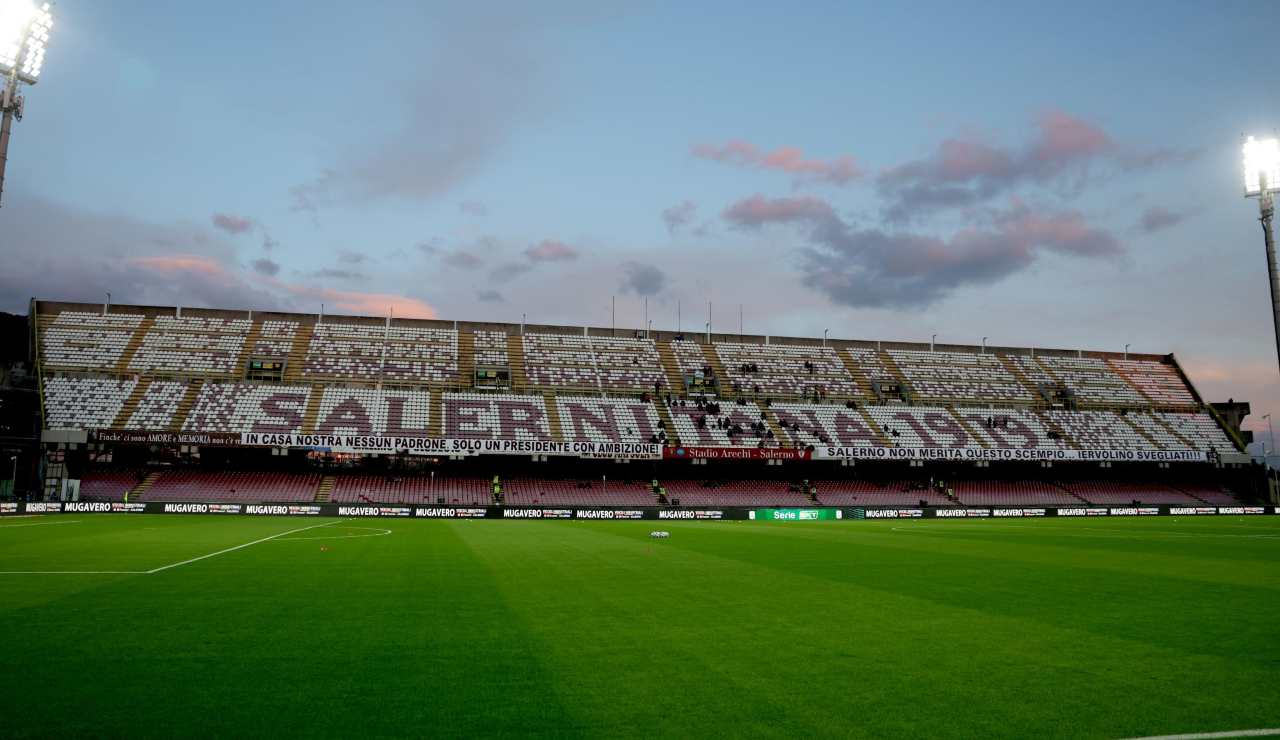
17,299 -> 1267,510
3,298 -> 1278,738
4,3 -> 1280,739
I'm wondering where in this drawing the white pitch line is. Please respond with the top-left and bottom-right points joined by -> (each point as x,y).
1120,728 -> 1280,739
0,570 -> 145,574
274,526 -> 392,541
0,520 -> 82,529
0,519 -> 367,575
144,519 -> 343,574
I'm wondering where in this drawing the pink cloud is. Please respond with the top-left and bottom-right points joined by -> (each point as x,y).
525,239 -> 579,262
723,194 -> 837,227
290,287 -> 437,319
936,139 -> 1013,180
875,109 -> 1190,222
130,254 -> 226,276
128,252 -> 437,319
693,140 -> 862,185
1030,109 -> 1113,165
996,202 -> 1121,257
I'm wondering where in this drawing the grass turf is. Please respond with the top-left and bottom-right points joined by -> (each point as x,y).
2,514 -> 1279,739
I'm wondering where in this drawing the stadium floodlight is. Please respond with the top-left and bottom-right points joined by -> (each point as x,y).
1242,136 -> 1280,374
0,1 -> 53,207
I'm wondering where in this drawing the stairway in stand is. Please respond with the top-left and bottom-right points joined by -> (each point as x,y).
283,324 -> 314,385
761,410 -> 791,448
543,392 -> 565,441
947,408 -> 990,448
1106,359 -> 1155,404
236,319 -> 265,375
856,406 -> 893,446
653,402 -> 681,445
1148,414 -> 1194,448
1118,413 -> 1160,448
506,335 -> 529,391
998,354 -> 1040,398
111,377 -> 152,429
1168,483 -> 1213,505
1050,481 -> 1092,505
314,475 -> 336,503
1035,410 -> 1081,450
301,386 -> 325,434
168,379 -> 204,432
654,340 -> 684,395
127,471 -> 162,501
703,345 -> 731,396
877,349 -> 910,388
836,349 -> 875,402
456,331 -> 476,390
113,316 -> 154,374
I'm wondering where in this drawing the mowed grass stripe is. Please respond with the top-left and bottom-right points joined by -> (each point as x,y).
3,517 -> 585,739
448,520 -> 1277,738
571,520 -> 1280,738
640,520 -> 1280,668
648,518 -> 1280,596
453,521 -> 843,739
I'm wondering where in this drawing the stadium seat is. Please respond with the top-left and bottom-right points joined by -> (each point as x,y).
144,471 -> 321,502
714,341 -> 860,397
40,311 -> 144,371
556,396 -> 661,443
315,388 -> 432,436
182,382 -> 312,433
660,479 -> 810,506
441,392 -> 553,440
43,376 -> 136,430
124,380 -> 189,429
329,474 -> 491,504
502,477 -> 656,505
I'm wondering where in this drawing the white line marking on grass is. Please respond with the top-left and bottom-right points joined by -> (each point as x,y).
0,570 -> 146,574
0,520 -> 81,529
144,519 -> 344,574
1120,728 -> 1280,739
0,519 -> 353,575
273,526 -> 392,541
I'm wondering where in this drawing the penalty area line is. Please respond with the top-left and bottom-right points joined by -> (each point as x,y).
0,520 -> 82,529
0,570 -> 146,574
0,519 -> 348,576
144,519 -> 345,574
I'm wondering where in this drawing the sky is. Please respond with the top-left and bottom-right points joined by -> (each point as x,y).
2,0 -> 1280,440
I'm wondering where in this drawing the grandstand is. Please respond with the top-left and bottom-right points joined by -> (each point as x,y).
24,299 -> 1259,509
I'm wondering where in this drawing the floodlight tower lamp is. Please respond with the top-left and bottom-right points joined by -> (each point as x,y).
0,1 -> 53,207
1242,136 -> 1280,374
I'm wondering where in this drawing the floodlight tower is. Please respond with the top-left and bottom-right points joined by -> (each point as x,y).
0,1 -> 53,207
1243,136 -> 1280,374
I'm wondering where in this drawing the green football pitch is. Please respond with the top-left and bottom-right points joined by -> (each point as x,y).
3,514 -> 1279,739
